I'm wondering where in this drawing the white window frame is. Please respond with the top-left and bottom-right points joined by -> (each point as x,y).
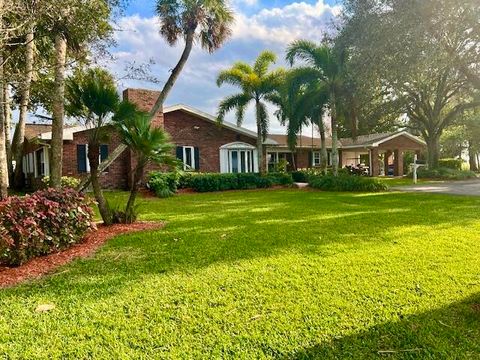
34,147 -> 49,178
312,151 -> 332,167
182,146 -> 195,171
219,142 -> 258,173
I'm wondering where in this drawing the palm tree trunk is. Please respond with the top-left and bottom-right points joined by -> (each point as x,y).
318,117 -> 328,175
12,25 -> 35,189
330,92 -> 339,176
255,100 -> 265,174
125,162 -> 145,224
77,31 -> 196,192
50,34 -> 67,189
0,49 -> 8,199
88,143 -> 111,225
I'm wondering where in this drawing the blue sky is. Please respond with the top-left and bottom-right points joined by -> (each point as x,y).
104,0 -> 342,133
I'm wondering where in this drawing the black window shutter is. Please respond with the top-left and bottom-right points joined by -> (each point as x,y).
308,151 -> 313,167
77,144 -> 87,173
327,151 -> 331,166
100,144 -> 109,162
176,146 -> 184,161
194,147 -> 200,170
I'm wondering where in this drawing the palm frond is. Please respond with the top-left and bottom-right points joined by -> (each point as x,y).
253,50 -> 277,77
217,93 -> 253,124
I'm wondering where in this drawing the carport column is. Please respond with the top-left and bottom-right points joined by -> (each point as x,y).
384,150 -> 392,176
370,147 -> 380,176
394,149 -> 404,176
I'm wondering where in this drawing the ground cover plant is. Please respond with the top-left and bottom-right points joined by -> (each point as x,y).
308,174 -> 388,192
0,189 -> 479,358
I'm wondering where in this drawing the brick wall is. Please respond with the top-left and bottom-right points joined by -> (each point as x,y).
163,109 -> 257,172
62,126 -> 130,189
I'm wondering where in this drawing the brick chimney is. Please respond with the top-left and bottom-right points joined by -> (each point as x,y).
122,88 -> 164,129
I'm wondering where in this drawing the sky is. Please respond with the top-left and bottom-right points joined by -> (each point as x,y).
102,0 -> 342,134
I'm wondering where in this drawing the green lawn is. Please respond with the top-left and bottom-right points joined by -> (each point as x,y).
1,189 -> 480,358
373,177 -> 436,187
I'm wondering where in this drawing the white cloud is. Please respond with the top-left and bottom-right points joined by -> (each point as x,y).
103,1 -> 340,135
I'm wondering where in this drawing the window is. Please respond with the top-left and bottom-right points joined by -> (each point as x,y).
312,151 -> 332,167
176,146 -> 199,171
219,142 -> 258,173
77,144 -> 109,174
34,148 -> 49,177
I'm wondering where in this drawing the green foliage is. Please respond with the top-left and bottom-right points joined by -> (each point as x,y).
41,176 -> 80,189
308,174 -> 388,192
0,188 -> 95,266
147,172 -> 181,198
414,167 -> 477,180
2,190 -> 480,357
438,158 -> 464,170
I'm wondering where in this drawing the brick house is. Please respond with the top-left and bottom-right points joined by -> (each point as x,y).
22,88 -> 426,189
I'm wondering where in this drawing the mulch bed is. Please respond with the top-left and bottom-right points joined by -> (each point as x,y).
0,221 -> 164,289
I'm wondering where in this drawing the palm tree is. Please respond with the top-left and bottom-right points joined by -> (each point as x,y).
274,72 -> 330,174
286,40 -> 351,176
77,0 -> 234,187
113,102 -> 175,223
216,51 -> 284,174
65,68 -> 119,225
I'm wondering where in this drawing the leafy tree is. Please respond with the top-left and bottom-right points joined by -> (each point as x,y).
65,68 -> 118,225
113,103 -> 175,222
338,0 -> 480,168
216,51 -> 284,174
286,40 -> 353,176
78,0 -> 234,187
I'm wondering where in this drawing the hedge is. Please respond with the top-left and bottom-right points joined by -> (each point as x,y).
308,175 -> 389,192
0,188 -> 95,266
438,158 -> 463,170
414,167 -> 477,180
147,171 -> 293,195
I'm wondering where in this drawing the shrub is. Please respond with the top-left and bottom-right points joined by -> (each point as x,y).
147,171 -> 181,198
187,173 -> 290,193
41,176 -> 81,189
413,167 -> 477,180
438,158 -> 463,170
265,172 -> 294,186
308,175 -> 389,192
0,188 -> 95,266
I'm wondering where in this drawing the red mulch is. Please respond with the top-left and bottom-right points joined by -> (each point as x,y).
0,221 -> 164,288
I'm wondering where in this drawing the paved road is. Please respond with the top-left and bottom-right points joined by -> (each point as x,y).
393,179 -> 480,196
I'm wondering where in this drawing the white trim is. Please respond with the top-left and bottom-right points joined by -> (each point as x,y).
182,146 -> 195,171
219,142 -> 258,173
220,141 -> 256,150
39,125 -> 92,141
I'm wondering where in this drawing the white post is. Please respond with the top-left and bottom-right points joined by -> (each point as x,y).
413,154 -> 418,184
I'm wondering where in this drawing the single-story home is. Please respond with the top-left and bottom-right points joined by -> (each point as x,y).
22,88 -> 426,189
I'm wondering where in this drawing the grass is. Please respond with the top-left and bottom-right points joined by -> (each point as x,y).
373,177 -> 436,187
1,189 -> 480,358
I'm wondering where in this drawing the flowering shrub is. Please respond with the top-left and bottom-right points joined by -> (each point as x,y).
41,176 -> 81,189
0,188 -> 95,266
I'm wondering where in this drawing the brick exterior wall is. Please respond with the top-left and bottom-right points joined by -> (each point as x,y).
164,110 -> 257,172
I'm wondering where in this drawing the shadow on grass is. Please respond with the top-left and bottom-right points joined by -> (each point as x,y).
3,190 -> 480,299
283,292 -> 480,359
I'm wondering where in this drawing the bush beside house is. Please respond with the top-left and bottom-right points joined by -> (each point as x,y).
0,188 -> 95,266
308,175 -> 389,192
413,167 -> 477,180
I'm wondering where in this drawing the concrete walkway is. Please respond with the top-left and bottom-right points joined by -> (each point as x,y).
393,179 -> 480,196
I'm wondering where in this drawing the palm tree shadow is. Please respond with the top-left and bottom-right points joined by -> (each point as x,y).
282,292 -> 480,359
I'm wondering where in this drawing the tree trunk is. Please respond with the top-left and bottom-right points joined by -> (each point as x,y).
469,142 -> 478,172
88,143 -> 111,225
426,135 -> 440,169
125,162 -> 145,224
4,83 -> 12,178
255,100 -> 265,174
77,31 -> 197,192
12,25 -> 35,189
330,92 -> 339,176
0,51 -> 8,199
50,34 -> 67,188
318,117 -> 328,175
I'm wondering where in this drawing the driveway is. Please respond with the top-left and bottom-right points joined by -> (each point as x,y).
393,179 -> 480,196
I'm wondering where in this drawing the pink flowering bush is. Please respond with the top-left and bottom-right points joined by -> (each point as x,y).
0,188 -> 95,266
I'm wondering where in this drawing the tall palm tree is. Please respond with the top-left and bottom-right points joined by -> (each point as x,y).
274,72 -> 330,174
114,102 -> 175,223
66,68 -> 119,225
286,40 -> 351,176
78,0 -> 234,186
216,51 -> 284,174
